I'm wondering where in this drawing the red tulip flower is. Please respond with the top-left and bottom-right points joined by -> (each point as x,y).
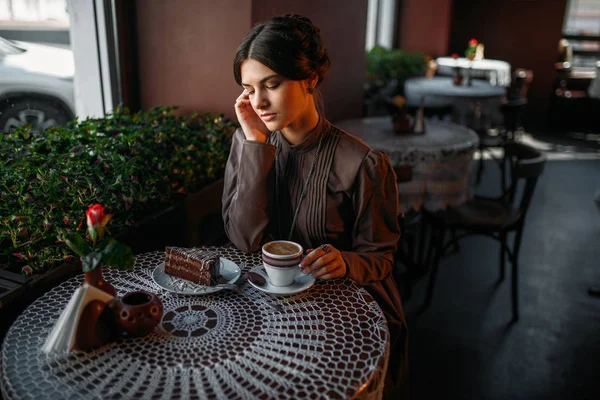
61,203 -> 133,272
86,204 -> 112,245
468,38 -> 478,47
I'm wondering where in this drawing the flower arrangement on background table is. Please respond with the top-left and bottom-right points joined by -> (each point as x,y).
465,38 -> 478,61
386,95 -> 412,134
463,38 -> 479,86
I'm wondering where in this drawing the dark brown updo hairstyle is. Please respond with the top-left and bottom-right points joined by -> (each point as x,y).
233,14 -> 331,101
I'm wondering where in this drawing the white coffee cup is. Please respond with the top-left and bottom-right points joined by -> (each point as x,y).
261,240 -> 303,286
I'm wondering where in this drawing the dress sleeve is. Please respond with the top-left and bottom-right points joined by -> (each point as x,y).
340,150 -> 400,285
222,128 -> 276,253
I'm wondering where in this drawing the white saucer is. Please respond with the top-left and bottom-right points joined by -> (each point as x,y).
247,266 -> 315,296
152,257 -> 241,295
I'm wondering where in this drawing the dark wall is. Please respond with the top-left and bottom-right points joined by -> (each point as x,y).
449,0 -> 567,129
134,0 -> 368,123
135,0 -> 252,119
398,0 -> 453,57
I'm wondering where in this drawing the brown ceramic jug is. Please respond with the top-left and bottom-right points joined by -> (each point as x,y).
109,290 -> 163,337
83,264 -> 116,297
75,300 -> 117,350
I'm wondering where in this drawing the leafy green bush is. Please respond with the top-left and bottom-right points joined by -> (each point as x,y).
0,106 -> 238,274
366,46 -> 428,84
365,46 -> 428,98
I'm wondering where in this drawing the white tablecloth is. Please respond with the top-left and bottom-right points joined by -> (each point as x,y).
1,249 -> 389,400
335,116 -> 479,213
436,57 -> 512,87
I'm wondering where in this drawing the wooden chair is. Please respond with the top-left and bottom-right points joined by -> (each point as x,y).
475,69 -> 534,190
422,143 -> 546,320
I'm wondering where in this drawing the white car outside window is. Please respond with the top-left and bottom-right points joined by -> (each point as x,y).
0,35 -> 75,133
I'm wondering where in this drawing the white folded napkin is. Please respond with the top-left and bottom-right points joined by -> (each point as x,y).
42,283 -> 115,354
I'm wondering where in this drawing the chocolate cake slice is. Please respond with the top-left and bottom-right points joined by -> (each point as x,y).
164,247 -> 220,285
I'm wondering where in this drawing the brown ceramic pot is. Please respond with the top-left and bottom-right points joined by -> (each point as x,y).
109,290 -> 163,337
83,264 -> 117,297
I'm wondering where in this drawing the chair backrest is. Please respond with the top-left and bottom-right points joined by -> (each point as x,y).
503,142 -> 546,219
517,69 -> 534,99
506,68 -> 534,101
501,98 -> 528,134
184,178 -> 227,246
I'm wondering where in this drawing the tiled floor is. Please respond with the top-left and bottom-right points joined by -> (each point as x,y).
401,132 -> 600,400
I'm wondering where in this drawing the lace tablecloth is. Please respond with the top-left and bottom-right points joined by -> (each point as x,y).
1,248 -> 389,400
335,116 -> 479,213
435,57 -> 512,87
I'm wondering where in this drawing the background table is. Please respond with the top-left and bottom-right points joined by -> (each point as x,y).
1,248 -> 389,400
435,57 -> 512,87
404,76 -> 506,129
336,116 -> 479,213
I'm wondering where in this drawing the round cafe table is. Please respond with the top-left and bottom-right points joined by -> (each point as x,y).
435,57 -> 512,87
1,248 -> 389,400
404,76 -> 506,107
336,116 -> 479,214
404,76 -> 506,129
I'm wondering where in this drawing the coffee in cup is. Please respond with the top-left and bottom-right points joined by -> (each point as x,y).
263,241 -> 301,256
261,240 -> 303,286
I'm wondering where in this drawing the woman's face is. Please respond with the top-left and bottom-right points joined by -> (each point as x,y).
240,59 -> 317,135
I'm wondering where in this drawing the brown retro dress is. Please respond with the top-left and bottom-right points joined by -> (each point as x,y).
222,118 -> 409,398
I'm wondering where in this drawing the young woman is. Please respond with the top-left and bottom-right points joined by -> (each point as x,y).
222,14 -> 408,397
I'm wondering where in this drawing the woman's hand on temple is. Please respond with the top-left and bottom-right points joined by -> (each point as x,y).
301,244 -> 347,280
235,90 -> 270,142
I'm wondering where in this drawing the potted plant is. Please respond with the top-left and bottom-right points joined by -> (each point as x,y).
0,106 -> 238,316
364,46 -> 428,116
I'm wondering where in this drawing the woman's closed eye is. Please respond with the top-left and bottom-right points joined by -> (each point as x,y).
245,82 -> 280,95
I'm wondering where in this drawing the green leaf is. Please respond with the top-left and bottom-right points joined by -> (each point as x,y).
101,241 -> 134,271
62,232 -> 92,257
82,251 -> 103,272
97,237 -> 114,251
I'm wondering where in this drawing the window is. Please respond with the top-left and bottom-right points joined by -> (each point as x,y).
365,0 -> 397,51
0,0 -> 74,133
0,0 -> 69,25
0,0 -> 120,133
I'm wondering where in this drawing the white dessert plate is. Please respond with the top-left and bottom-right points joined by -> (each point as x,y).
152,257 -> 241,295
247,266 -> 315,296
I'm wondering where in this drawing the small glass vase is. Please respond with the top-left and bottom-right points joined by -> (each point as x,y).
83,264 -> 116,297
